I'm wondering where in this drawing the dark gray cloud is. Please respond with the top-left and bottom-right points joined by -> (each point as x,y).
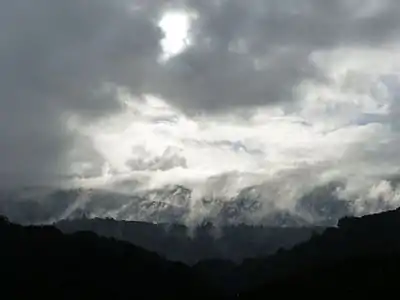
157,0 -> 400,111
0,0 -> 163,185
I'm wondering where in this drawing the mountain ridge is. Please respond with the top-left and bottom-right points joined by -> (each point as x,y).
2,206 -> 400,297
0,182 -> 352,226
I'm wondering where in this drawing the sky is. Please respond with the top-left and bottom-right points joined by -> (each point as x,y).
2,0 -> 400,224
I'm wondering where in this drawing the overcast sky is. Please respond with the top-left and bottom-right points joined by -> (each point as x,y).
1,0 -> 400,221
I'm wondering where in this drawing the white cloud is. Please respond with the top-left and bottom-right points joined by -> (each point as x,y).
62,39 -> 400,223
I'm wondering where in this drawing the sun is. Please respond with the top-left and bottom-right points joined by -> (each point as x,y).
158,11 -> 192,61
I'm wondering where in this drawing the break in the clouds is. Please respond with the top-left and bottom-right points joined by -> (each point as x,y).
1,0 -> 400,224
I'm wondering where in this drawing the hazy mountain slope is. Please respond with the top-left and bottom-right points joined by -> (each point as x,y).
56,217 -> 319,264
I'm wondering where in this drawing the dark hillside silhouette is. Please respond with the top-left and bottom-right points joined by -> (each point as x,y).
0,216 -> 216,298
236,207 -> 400,296
2,207 -> 400,298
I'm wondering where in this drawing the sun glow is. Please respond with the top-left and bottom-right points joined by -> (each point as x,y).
158,11 -> 192,60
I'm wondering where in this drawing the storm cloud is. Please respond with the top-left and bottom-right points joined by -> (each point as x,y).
1,0 -> 400,224
0,0 -> 163,185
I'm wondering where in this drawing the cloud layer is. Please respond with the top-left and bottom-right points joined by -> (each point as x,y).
2,0 -> 400,223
